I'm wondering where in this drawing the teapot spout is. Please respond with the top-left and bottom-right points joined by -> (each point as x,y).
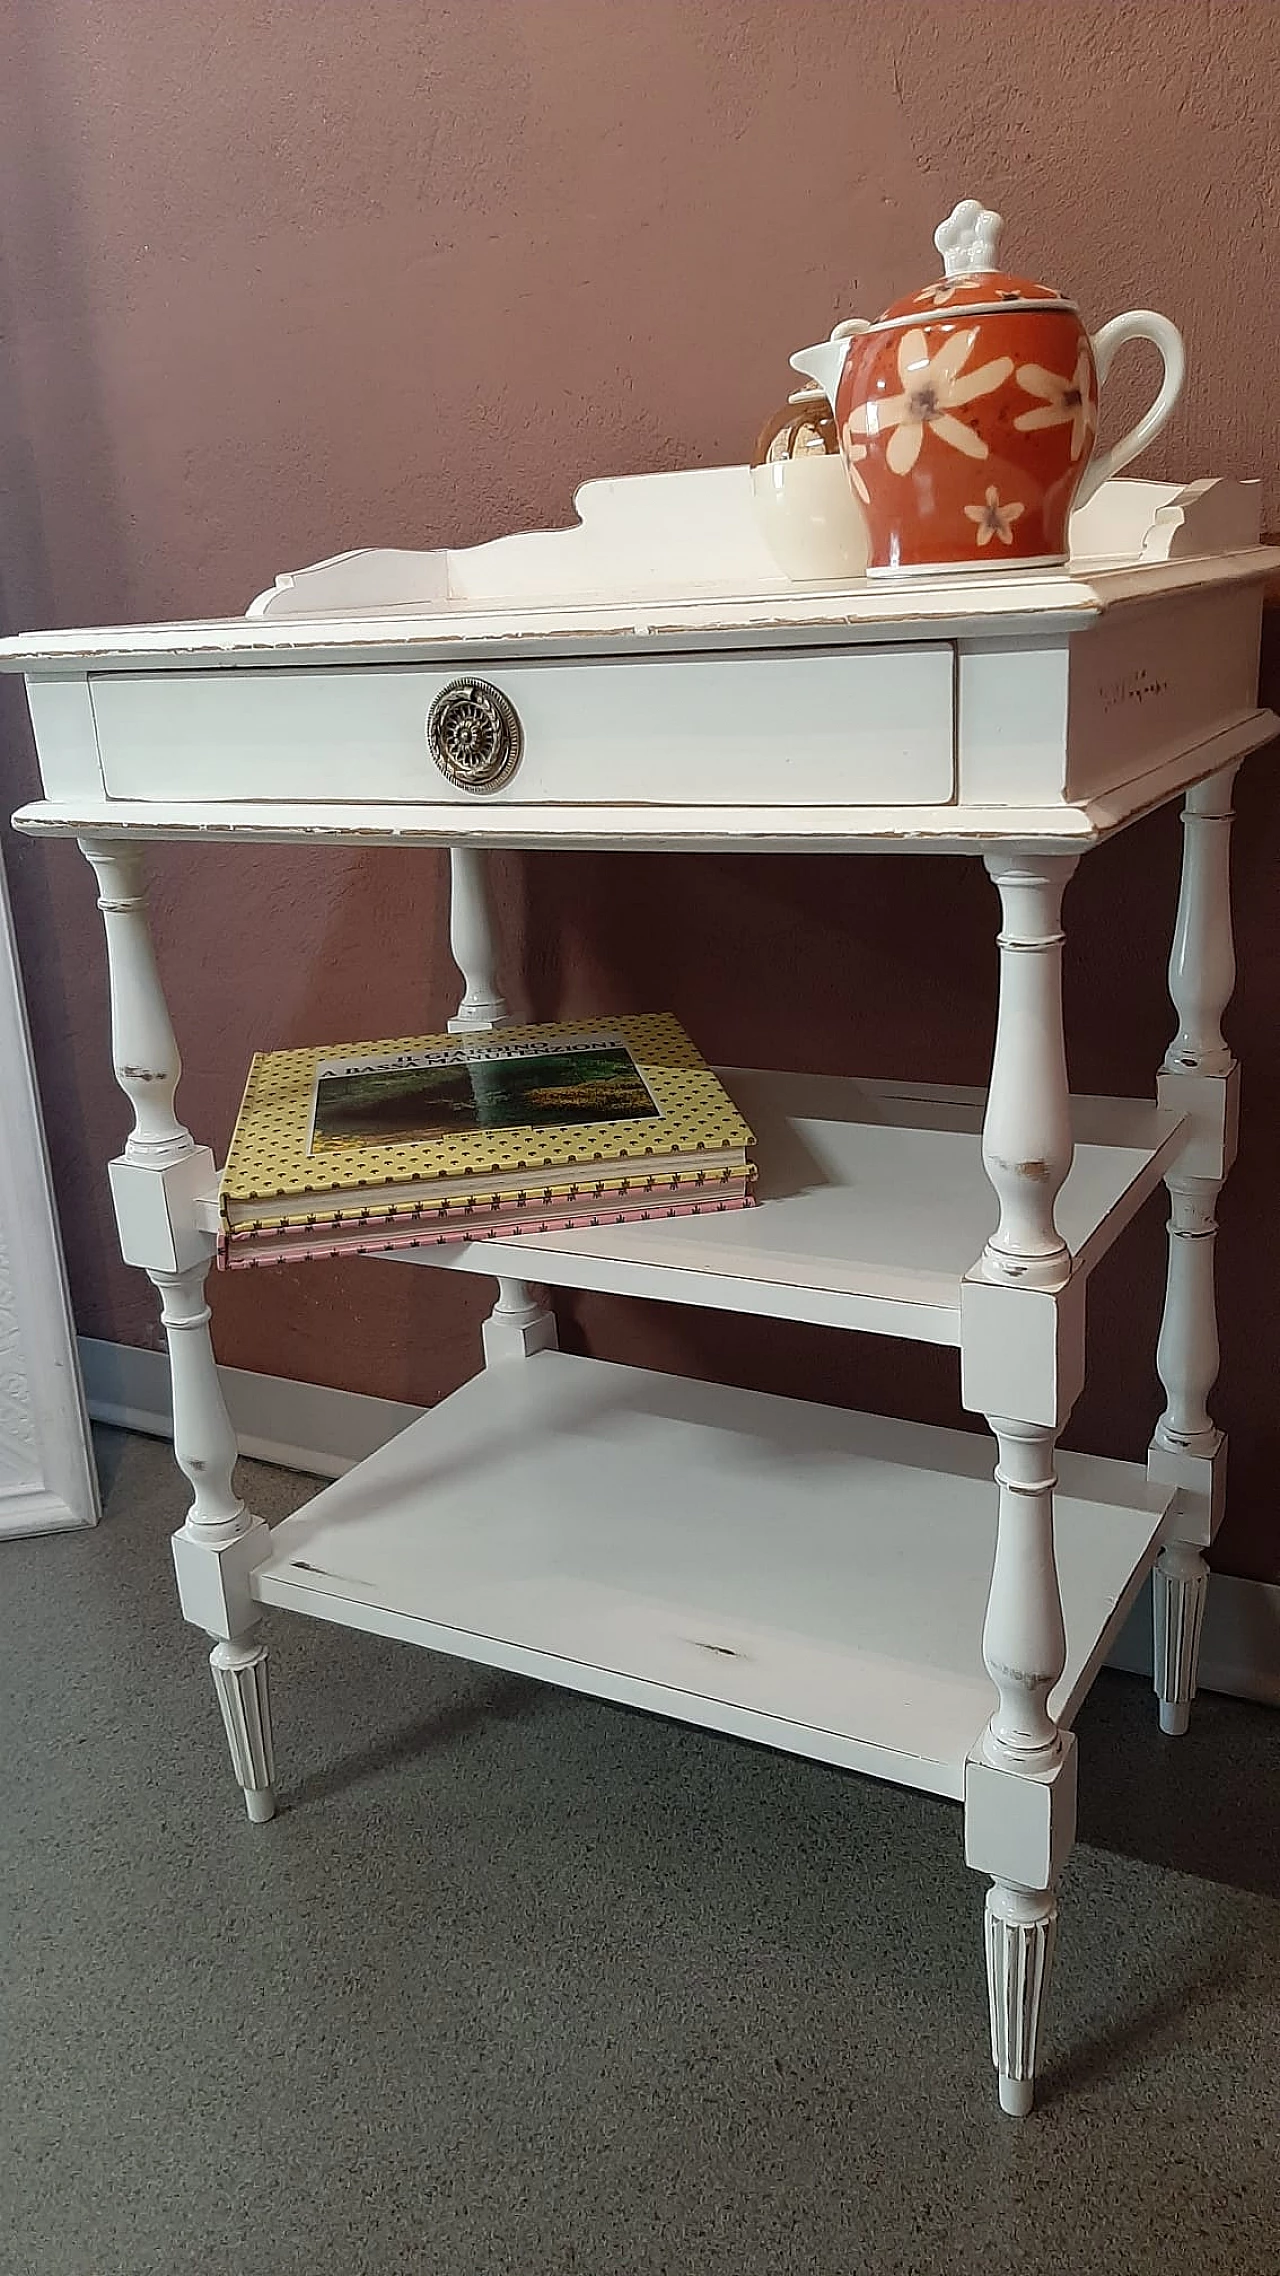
788,339 -> 846,410
788,318 -> 870,413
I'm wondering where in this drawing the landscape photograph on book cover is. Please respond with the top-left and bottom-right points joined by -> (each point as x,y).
309,1043 -> 661,1153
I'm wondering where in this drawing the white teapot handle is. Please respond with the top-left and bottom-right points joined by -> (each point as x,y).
1075,309 -> 1185,509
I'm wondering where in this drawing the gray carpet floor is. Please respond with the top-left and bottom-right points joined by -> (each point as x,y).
3,1426 -> 1279,2276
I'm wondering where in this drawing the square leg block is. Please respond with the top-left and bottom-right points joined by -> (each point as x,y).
109,1147 -> 218,1273
960,1271 -> 1085,1428
1148,1431 -> 1228,1548
172,1516 -> 273,1638
482,1298 -> 559,1366
1157,1064 -> 1238,1181
965,1733 -> 1078,1890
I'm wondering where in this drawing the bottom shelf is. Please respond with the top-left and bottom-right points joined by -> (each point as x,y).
251,1353 -> 1172,1801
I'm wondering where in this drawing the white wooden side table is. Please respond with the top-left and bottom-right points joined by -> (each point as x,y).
5,468 -> 1275,2113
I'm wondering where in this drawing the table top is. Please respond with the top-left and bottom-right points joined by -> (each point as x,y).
1,468 -> 1275,676
6,469 -> 1277,855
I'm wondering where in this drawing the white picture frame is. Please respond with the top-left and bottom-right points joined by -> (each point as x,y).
0,847 -> 98,1535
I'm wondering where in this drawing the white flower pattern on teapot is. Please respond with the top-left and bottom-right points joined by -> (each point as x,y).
843,328 -> 1012,477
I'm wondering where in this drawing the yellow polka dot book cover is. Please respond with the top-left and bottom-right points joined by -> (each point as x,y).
217,1013 -> 755,1267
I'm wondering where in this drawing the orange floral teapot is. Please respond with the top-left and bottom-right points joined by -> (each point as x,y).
790,199 -> 1185,576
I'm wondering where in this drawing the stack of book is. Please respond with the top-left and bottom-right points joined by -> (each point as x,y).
217,1012 -> 755,1269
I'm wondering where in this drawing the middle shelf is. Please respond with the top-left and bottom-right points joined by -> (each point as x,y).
389,1067 -> 1187,1345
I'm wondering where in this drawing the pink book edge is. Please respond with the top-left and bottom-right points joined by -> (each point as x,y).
220,1188 -> 754,1270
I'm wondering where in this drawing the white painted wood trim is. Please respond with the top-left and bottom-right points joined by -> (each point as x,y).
238,474 -> 1259,621
77,1334 -> 1280,1706
979,855 -> 1077,1288
397,1071 -> 1184,1345
0,475 -> 1272,671
86,648 -> 959,811
1110,1572 -> 1280,1709
446,846 -> 510,1031
14,709 -> 1276,855
78,1336 -> 423,1480
0,854 -> 99,1538
246,1350 -> 1169,1800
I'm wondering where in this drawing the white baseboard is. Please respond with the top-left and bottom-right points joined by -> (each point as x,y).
1108,1572 -> 1280,1710
78,1335 -> 424,1481
78,1336 -> 1280,1708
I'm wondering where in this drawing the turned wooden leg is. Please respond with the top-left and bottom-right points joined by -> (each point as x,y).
981,1420 -> 1066,1772
81,839 -> 274,1821
442,843 -> 557,1364
979,853 -> 1079,1292
1154,1177 -> 1222,1456
961,856 -> 1080,2115
972,1418 -> 1072,2115
1147,766 -> 1240,1734
447,846 -> 511,1031
156,1260 -> 275,1818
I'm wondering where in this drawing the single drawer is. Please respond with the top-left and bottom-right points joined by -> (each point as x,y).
88,646 -> 956,808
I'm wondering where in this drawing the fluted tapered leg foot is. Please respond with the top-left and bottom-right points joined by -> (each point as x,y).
985,1880 -> 1057,2115
210,1635 -> 275,1822
1153,1541 -> 1210,1735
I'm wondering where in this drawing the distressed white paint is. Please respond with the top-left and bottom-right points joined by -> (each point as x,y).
955,641 -> 1071,808
985,1881 -> 1058,2117
86,646 -> 959,809
24,676 -> 104,802
1070,474 -> 1261,562
1064,588 -> 1263,803
1164,764 -> 1240,1077
152,1265 -> 247,1541
74,1329 -> 1280,1709
2,478 -> 1273,854
251,1350 -> 1168,1801
4,478 -> 1270,2110
249,465 -> 782,615
14,468 -> 1261,647
981,1420 -> 1069,1770
9,712 -> 1272,857
400,1071 -> 1187,1345
979,856 -> 1078,1289
964,1737 -> 1077,1895
1147,765 -> 1241,1737
78,841 -> 191,1166
960,1272 -> 1086,1435
1154,1179 -> 1222,1455
81,839 -> 274,1819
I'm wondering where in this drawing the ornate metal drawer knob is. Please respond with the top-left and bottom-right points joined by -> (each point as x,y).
426,678 -> 523,793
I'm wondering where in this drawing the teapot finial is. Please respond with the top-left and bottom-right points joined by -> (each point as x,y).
934,198 -> 1004,278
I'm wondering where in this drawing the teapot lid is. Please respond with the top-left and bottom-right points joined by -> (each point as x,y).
873,199 -> 1078,328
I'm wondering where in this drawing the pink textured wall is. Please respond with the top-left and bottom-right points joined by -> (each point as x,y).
2,2 -> 1278,1572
